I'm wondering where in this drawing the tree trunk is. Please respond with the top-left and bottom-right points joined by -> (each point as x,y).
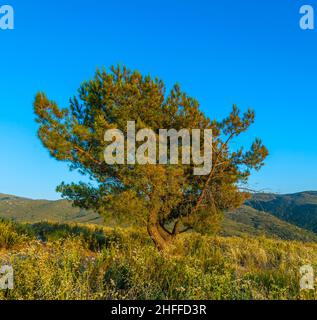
157,223 -> 172,242
172,220 -> 180,236
147,209 -> 171,251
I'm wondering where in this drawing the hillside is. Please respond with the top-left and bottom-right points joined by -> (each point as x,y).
222,205 -> 317,242
247,191 -> 317,233
0,193 -> 103,224
1,192 -> 317,242
0,219 -> 316,300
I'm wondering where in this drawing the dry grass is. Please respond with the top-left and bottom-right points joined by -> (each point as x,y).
1,219 -> 317,300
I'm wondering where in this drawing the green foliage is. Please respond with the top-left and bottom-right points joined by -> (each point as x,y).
1,219 -> 317,300
0,219 -> 32,249
33,65 -> 268,248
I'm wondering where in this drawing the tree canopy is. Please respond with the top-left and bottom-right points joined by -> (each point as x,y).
34,65 -> 268,250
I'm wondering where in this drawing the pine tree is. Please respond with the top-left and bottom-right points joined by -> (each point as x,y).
34,65 -> 268,250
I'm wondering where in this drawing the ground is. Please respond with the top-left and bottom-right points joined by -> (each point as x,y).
0,219 -> 317,300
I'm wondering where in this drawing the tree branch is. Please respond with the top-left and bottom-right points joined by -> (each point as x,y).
191,133 -> 235,214
73,145 -> 103,166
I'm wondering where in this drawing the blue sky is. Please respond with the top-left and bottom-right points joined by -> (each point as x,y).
0,0 -> 316,199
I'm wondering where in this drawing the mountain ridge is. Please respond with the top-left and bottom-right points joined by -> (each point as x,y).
247,191 -> 317,233
1,191 -> 317,242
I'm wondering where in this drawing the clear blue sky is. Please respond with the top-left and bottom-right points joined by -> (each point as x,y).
0,0 -> 316,200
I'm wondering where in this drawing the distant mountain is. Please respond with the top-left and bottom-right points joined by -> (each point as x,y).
247,191 -> 317,233
0,193 -> 103,224
1,192 -> 317,242
221,205 -> 317,242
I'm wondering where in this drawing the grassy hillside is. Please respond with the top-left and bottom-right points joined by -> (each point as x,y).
1,193 -> 317,243
248,191 -> 317,233
222,205 -> 317,242
0,219 -> 316,300
0,193 -> 103,224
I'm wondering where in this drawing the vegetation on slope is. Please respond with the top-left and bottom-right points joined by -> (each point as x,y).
0,193 -> 102,224
0,219 -> 316,300
2,193 -> 317,243
248,192 -> 317,233
222,205 -> 317,242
